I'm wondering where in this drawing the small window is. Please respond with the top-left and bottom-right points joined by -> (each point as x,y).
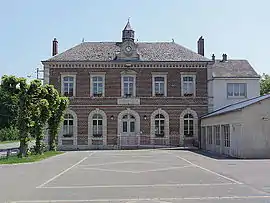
91,75 -> 105,97
63,76 -> 75,97
227,83 -> 247,98
152,75 -> 167,97
122,76 -> 135,97
182,75 -> 196,97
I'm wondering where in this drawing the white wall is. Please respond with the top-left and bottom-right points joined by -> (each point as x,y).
212,78 -> 259,111
201,98 -> 270,158
201,111 -> 243,157
241,99 -> 270,158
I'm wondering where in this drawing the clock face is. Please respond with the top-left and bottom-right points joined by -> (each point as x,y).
125,46 -> 132,52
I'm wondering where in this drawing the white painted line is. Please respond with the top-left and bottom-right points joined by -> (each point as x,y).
38,182 -> 238,189
11,195 -> 270,202
78,160 -> 156,167
166,151 -> 243,185
36,153 -> 93,188
80,165 -> 194,173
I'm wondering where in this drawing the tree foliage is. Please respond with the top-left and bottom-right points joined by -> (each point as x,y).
0,76 -> 20,128
0,75 -> 68,157
260,73 -> 270,96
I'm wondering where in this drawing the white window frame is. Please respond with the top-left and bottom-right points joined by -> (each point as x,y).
121,75 -> 136,97
154,114 -> 165,137
207,126 -> 212,145
151,73 -> 168,97
213,125 -> 220,146
63,114 -> 74,137
227,83 -> 247,98
90,72 -> 106,97
222,124 -> 230,147
181,74 -> 196,97
183,113 -> 194,137
61,73 -> 77,97
92,114 -> 103,136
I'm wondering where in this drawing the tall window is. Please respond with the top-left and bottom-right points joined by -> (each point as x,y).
154,76 -> 165,96
207,126 -> 212,144
182,75 -> 196,97
213,125 -> 220,146
155,114 -> 165,137
92,114 -> 103,137
227,83 -> 247,97
91,76 -> 104,97
63,76 -> 74,97
63,114 -> 74,137
122,76 -> 135,97
184,114 -> 194,137
222,124 -> 230,147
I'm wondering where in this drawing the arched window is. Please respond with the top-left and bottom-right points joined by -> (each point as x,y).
184,113 -> 194,137
63,114 -> 74,137
92,114 -> 103,137
155,114 -> 165,137
122,114 -> 135,133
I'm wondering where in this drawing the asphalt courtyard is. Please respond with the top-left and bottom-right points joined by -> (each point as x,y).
1,150 -> 270,203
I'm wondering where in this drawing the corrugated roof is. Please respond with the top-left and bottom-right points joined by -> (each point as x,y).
202,94 -> 270,119
212,60 -> 260,78
44,42 -> 211,62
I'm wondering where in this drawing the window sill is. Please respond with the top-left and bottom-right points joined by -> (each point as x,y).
227,96 -> 247,99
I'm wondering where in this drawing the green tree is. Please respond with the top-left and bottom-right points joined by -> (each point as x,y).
260,73 -> 270,96
0,76 -> 19,129
47,96 -> 69,151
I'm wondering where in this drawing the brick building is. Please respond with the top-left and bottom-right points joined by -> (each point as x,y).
42,20 -> 212,150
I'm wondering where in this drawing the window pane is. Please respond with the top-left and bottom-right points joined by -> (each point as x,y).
227,84 -> 233,96
123,121 -> 127,132
239,84 -> 246,96
130,121 -> 135,132
93,120 -> 97,125
234,84 -> 240,96
64,120 -> 68,125
98,120 -> 102,125
69,120 -> 73,125
155,77 -> 164,82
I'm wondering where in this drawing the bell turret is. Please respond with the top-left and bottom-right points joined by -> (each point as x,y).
122,19 -> 135,42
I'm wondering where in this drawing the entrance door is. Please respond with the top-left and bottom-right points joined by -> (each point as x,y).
120,114 -> 137,146
122,114 -> 136,135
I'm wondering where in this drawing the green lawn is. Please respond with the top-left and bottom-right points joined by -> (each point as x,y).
0,151 -> 63,164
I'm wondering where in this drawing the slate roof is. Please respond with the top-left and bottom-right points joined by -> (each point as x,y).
212,60 -> 260,78
44,42 -> 211,62
201,94 -> 270,119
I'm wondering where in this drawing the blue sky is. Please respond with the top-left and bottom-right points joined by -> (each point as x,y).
0,0 -> 269,79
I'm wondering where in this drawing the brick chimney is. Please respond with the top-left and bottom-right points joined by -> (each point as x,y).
52,38 -> 58,56
222,53 -> 227,62
197,36 -> 204,56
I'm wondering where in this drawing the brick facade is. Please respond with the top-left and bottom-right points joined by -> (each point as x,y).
47,65 -> 209,149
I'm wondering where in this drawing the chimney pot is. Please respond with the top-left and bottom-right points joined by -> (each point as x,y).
222,53 -> 227,62
52,38 -> 58,56
212,54 -> 215,61
197,36 -> 204,56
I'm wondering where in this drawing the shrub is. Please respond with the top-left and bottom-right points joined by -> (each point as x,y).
0,126 -> 19,141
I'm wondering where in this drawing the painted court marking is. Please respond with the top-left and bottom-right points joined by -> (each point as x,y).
80,165 -> 194,173
11,195 -> 270,202
36,153 -> 95,188
78,160 -> 157,167
38,182 -> 238,189
165,151 -> 243,185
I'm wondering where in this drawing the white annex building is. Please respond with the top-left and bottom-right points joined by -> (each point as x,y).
201,94 -> 270,158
